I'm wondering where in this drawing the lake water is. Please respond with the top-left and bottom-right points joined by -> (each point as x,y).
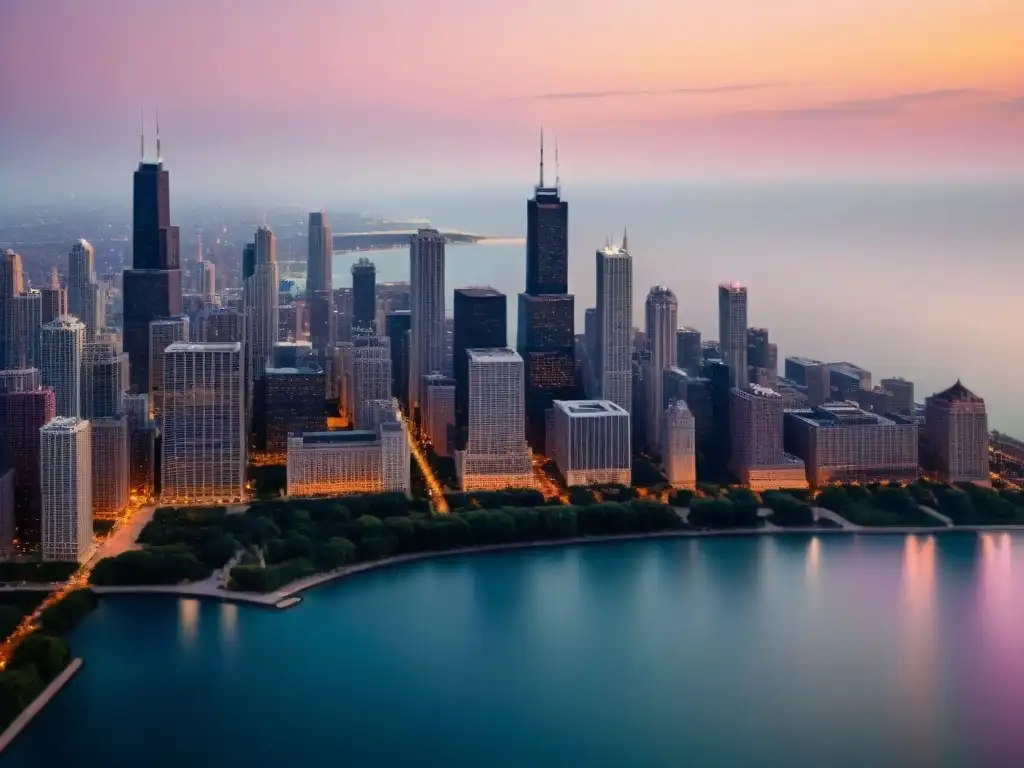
326,182 -> 1024,434
6,533 -> 1024,767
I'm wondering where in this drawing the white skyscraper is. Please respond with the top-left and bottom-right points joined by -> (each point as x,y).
91,415 -> 130,519
148,316 -> 190,420
41,417 -> 92,562
644,286 -> 678,456
408,229 -> 446,416
201,261 -> 217,303
245,227 -> 280,388
456,348 -> 533,491
345,337 -> 392,431
550,400 -> 631,487
719,282 -> 749,390
596,236 -> 633,413
161,342 -> 246,504
40,315 -> 85,417
68,239 -> 104,340
663,400 -> 697,489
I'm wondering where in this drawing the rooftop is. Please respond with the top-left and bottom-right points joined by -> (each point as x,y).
929,379 -> 984,404
744,384 -> 782,398
273,341 -> 312,349
555,399 -> 627,416
299,430 -> 378,445
786,403 -> 903,429
165,342 -> 241,353
43,315 -> 85,330
265,365 -> 324,376
719,281 -> 746,292
786,356 -> 826,366
41,416 -> 86,431
467,347 -> 521,362
455,286 -> 504,298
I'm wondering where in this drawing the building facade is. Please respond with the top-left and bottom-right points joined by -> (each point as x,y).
352,257 -> 377,332
148,316 -> 189,420
384,310 -> 411,407
729,384 -> 808,491
161,342 -> 246,504
307,210 -> 334,354
263,365 -> 326,453
663,399 -> 697,489
718,282 -> 748,391
91,416 -> 130,518
408,229 -> 446,418
550,400 -> 631,487
923,380 -> 989,483
40,315 -> 85,417
880,377 -> 915,416
4,291 -> 42,370
453,287 -> 507,451
596,242 -> 633,413
0,387 -> 55,543
40,417 -> 92,562
423,374 -> 456,457
644,286 -> 678,456
68,239 -> 104,339
244,227 -> 280,390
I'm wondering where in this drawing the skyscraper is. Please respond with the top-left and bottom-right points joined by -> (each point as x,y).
423,373 -> 456,457
148,316 -> 189,420
352,257 -> 377,332
408,229 -> 446,418
123,137 -> 182,394
68,239 -> 103,339
307,210 -> 334,354
729,384 -> 807,491
40,267 -> 68,325
663,399 -> 697,489
40,417 -> 92,563
676,327 -> 702,377
384,310 -> 411,407
644,286 -> 678,456
718,282 -> 749,390
201,261 -> 216,303
161,342 -> 246,503
519,136 -> 575,449
923,381 -> 989,483
0,387 -> 55,543
40,315 -> 85,417
81,341 -> 128,420
3,291 -> 42,370
262,365 -> 327,453
456,348 -> 533,491
0,250 -> 24,368
880,377 -> 915,416
595,237 -> 633,413
198,307 -> 243,344
91,416 -> 130,519
550,400 -> 631,487
453,287 -> 507,451
244,226 -> 280,391
345,337 -> 392,431
0,368 -> 41,393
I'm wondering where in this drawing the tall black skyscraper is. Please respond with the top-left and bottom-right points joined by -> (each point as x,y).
453,287 -> 507,450
385,310 -> 412,408
307,211 -> 334,355
352,257 -> 377,332
123,125 -> 182,393
518,134 -> 575,451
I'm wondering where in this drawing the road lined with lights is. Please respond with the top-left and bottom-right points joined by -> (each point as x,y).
402,411 -> 449,514
0,501 -> 151,668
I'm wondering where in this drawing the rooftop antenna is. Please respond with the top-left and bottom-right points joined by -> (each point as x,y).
156,110 -> 162,162
539,127 -> 545,188
140,110 -> 145,162
622,226 -> 628,251
555,136 -> 561,190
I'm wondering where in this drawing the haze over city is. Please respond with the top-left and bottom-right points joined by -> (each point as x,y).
3,0 -> 1024,203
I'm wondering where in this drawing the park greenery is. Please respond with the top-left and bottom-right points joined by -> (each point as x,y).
0,561 -> 78,585
0,588 -> 98,729
89,495 -> 686,593
816,481 -> 1024,527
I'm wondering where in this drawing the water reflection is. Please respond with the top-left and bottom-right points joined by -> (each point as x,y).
219,603 -> 238,647
805,536 -> 821,589
178,599 -> 200,647
900,535 -> 938,762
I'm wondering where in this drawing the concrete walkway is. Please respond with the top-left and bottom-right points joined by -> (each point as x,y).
919,505 -> 954,527
812,507 -> 862,530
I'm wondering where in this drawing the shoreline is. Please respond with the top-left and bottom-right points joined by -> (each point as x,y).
76,523 -> 1024,607
0,658 -> 83,756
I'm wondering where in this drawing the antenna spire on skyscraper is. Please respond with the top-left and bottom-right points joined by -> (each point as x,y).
140,109 -> 145,162
622,226 -> 628,251
156,110 -> 162,162
539,127 -> 545,187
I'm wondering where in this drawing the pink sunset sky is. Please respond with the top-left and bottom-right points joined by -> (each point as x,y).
2,0 -> 1022,202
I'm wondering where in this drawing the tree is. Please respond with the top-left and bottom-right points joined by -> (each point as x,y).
668,489 -> 695,508
0,666 -> 42,729
37,589 -> 97,635
688,498 -> 737,528
763,492 -> 814,527
10,634 -> 70,681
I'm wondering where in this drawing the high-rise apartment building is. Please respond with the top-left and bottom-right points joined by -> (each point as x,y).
344,336 -> 392,431
4,291 -> 42,370
729,384 -> 807,491
923,381 -> 989,483
123,147 -> 182,394
384,310 -> 411,407
423,373 -> 456,458
91,416 -> 130,518
68,239 -> 104,339
676,327 -> 702,377
40,315 -> 85,417
161,342 -> 245,503
351,257 -> 377,332
595,241 -> 633,413
307,210 -> 334,354
784,403 -> 919,486
201,261 -> 216,303
244,227 -> 280,390
0,387 -> 55,543
663,400 -> 697,489
332,287 -> 353,344
0,250 -> 24,368
40,267 -> 68,325
409,229 -> 446,417
453,287 -> 507,451
718,282 -> 748,390
198,307 -> 243,344
644,286 -> 678,456
40,417 -> 92,562
456,348 -> 533,491
550,400 -> 631,487
263,365 -> 326,453
785,356 -> 832,407
148,316 -> 189,420
81,341 -> 128,420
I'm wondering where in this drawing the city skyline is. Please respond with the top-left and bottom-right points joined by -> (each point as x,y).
3,1 -> 1023,203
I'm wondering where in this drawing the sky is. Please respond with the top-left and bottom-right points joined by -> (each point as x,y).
2,0 -> 1023,203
